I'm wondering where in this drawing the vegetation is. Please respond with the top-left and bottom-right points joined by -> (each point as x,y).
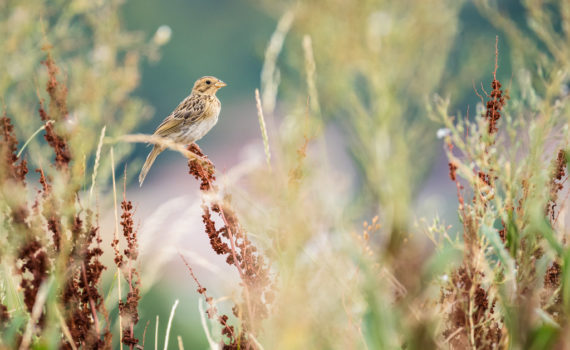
1,0 -> 569,349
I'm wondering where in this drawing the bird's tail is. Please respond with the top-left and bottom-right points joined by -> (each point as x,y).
139,146 -> 163,187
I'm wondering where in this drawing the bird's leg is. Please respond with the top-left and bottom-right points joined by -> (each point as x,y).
188,143 -> 214,171
189,142 -> 204,155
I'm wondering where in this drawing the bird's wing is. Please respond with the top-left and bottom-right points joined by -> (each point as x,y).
154,95 -> 207,136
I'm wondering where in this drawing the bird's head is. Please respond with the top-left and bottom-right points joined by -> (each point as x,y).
192,76 -> 227,95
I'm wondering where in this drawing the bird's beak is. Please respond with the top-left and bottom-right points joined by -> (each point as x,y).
215,80 -> 227,88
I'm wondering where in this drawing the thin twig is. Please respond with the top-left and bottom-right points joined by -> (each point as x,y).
123,166 -> 136,350
19,279 -> 51,350
81,261 -> 101,335
198,299 -> 219,350
16,120 -> 54,158
55,306 -> 78,350
111,134 -> 207,162
142,320 -> 150,350
111,147 -> 124,350
155,315 -> 159,350
444,326 -> 464,344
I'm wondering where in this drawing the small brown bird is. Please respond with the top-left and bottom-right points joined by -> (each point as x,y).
139,76 -> 226,186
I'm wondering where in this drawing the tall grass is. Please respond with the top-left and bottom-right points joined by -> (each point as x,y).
1,0 -> 570,349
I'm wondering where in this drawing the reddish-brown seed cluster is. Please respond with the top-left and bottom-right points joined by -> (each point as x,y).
43,52 -> 69,119
202,206 -> 231,256
553,150 -> 567,182
38,103 -> 71,169
121,200 -> 139,261
484,79 -> 507,135
180,253 -> 224,336
0,115 -> 28,183
36,52 -> 72,169
0,53 -> 112,349
448,162 -> 457,181
0,114 -> 29,229
188,143 -> 216,191
498,223 -> 506,243
544,262 -> 561,289
0,303 -> 9,325
18,239 -> 50,316
547,149 -> 567,221
483,38 -> 508,136
443,41 -> 506,349
541,261 -> 563,322
477,171 -> 491,186
187,142 -> 273,348
443,266 -> 501,349
61,216 -> 109,349
116,197 -> 141,349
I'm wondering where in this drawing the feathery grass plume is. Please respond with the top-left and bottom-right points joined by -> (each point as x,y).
260,9 -> 295,115
89,126 -> 106,202
302,35 -> 320,114
255,89 -> 271,169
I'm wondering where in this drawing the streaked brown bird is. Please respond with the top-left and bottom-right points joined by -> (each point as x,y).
139,76 -> 226,186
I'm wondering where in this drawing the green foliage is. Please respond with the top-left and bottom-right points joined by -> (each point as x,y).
1,0 -> 570,349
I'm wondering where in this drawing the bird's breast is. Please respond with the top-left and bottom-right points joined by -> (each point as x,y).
175,98 -> 220,143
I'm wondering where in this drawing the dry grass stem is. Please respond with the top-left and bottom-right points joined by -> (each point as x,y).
261,9 -> 295,115
255,89 -> 271,169
89,125 -> 106,202
16,120 -> 53,159
164,299 -> 179,350
111,147 -> 124,350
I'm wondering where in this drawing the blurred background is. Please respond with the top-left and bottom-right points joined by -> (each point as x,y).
119,1 -> 521,347
3,0 -> 567,348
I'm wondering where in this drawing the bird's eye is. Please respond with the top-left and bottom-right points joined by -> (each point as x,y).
206,80 -> 211,85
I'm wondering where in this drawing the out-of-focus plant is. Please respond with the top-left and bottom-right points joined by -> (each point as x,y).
429,0 -> 570,343
0,0 -> 167,187
2,0 -> 570,348
229,0 -> 463,348
199,0 -> 570,348
263,0 -> 463,249
0,0 -> 166,348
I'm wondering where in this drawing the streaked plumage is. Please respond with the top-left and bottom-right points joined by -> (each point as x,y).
139,76 -> 226,186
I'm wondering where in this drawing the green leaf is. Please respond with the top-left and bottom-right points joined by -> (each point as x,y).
421,245 -> 462,280
525,324 -> 559,350
562,250 -> 570,313
481,225 -> 516,276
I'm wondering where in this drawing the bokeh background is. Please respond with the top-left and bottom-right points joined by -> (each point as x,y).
2,0 -> 569,348
119,1 -> 522,347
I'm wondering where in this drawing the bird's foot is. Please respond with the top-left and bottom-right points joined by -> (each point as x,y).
188,143 -> 214,172
188,142 -> 204,156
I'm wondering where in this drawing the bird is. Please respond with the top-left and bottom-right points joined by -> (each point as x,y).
138,76 -> 226,186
